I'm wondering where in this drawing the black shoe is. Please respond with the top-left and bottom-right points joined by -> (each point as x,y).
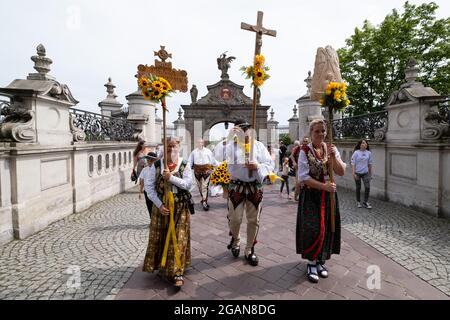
245,252 -> 259,266
306,264 -> 319,283
231,245 -> 240,257
202,202 -> 209,211
316,262 -> 328,278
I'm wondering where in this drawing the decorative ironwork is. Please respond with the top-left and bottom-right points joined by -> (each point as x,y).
331,110 -> 388,141
69,108 -> 134,141
0,97 -> 12,124
437,98 -> 449,125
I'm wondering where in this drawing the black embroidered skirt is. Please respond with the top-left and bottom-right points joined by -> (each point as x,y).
296,188 -> 341,262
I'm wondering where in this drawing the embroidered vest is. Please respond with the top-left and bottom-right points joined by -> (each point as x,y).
154,159 -> 192,203
302,144 -> 329,182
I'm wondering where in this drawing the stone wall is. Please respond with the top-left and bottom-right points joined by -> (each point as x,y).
334,141 -> 450,219
0,142 -> 135,244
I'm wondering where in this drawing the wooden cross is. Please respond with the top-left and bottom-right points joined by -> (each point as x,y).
241,11 -> 277,58
241,11 -> 277,177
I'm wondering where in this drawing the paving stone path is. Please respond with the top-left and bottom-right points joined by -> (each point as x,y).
0,184 -> 448,300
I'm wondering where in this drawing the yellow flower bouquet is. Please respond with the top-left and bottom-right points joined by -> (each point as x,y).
210,161 -> 231,187
319,81 -> 350,111
138,74 -> 174,103
240,54 -> 270,87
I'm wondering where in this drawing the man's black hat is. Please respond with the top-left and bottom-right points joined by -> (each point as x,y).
144,151 -> 159,160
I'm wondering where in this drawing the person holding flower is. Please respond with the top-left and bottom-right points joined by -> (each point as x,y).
224,119 -> 274,266
296,119 -> 346,283
142,136 -> 193,288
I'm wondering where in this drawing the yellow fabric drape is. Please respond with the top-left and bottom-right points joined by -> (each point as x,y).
160,185 -> 182,269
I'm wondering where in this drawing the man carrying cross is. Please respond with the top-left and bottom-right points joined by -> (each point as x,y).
225,119 -> 274,266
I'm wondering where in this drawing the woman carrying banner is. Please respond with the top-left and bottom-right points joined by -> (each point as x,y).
142,136 -> 193,287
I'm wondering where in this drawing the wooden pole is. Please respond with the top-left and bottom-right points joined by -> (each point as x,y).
328,106 -> 335,233
162,98 -> 168,169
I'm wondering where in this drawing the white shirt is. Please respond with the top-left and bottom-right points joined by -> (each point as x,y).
139,165 -> 154,195
225,140 -> 274,183
188,147 -> 219,167
142,157 -> 193,209
297,143 -> 345,182
213,139 -> 228,162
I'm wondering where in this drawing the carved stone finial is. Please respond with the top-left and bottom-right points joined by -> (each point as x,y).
405,57 -> 419,84
270,108 -> 275,120
305,71 -> 312,95
178,108 -> 183,120
104,77 -> 118,100
28,44 -> 54,80
293,105 -> 298,118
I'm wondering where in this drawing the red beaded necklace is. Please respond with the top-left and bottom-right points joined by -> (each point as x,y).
167,162 -> 177,172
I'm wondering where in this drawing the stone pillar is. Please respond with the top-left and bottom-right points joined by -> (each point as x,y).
173,108 -> 188,157
383,58 -> 448,218
154,107 -> 162,145
297,71 -> 324,139
0,44 -> 78,240
288,105 -> 299,141
267,108 -> 279,147
126,89 -> 156,142
0,44 -> 78,145
98,77 -> 123,117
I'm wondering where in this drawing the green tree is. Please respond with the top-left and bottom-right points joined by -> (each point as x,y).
338,1 -> 449,116
279,133 -> 292,146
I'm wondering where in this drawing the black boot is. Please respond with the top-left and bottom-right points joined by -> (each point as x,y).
245,247 -> 259,266
227,237 -> 240,257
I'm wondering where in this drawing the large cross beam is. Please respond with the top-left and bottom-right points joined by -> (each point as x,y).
241,11 -> 277,177
241,11 -> 277,56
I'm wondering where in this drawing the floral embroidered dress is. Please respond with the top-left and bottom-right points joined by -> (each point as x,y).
142,158 -> 193,281
296,143 -> 341,262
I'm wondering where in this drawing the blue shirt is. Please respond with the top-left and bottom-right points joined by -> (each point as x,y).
351,150 -> 372,174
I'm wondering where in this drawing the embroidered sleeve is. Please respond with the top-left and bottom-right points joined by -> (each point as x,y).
169,164 -> 193,191
297,149 -> 312,182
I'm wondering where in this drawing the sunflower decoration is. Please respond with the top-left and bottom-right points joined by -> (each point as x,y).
240,54 -> 270,88
210,161 -> 231,188
138,74 -> 174,104
319,81 -> 350,111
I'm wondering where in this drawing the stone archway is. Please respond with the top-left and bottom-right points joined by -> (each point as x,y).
182,78 -> 269,151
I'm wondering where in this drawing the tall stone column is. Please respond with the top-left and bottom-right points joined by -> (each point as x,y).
297,71 -> 323,139
126,88 -> 156,142
98,77 -> 123,117
173,108 -> 189,157
267,108 -> 279,147
154,107 -> 162,145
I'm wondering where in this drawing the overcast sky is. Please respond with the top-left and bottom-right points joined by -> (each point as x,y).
1,0 -> 448,139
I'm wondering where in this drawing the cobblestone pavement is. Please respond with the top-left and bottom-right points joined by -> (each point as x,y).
338,188 -> 450,296
0,190 -> 149,300
0,184 -> 449,300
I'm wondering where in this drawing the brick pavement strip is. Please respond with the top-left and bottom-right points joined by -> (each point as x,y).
0,185 -> 449,300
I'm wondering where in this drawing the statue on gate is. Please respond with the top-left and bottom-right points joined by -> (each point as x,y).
217,52 -> 236,80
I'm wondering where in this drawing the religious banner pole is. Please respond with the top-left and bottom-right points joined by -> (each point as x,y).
310,45 -> 350,234
136,46 -> 188,268
241,11 -> 277,177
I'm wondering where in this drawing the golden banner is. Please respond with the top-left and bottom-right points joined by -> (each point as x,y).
137,60 -> 188,93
